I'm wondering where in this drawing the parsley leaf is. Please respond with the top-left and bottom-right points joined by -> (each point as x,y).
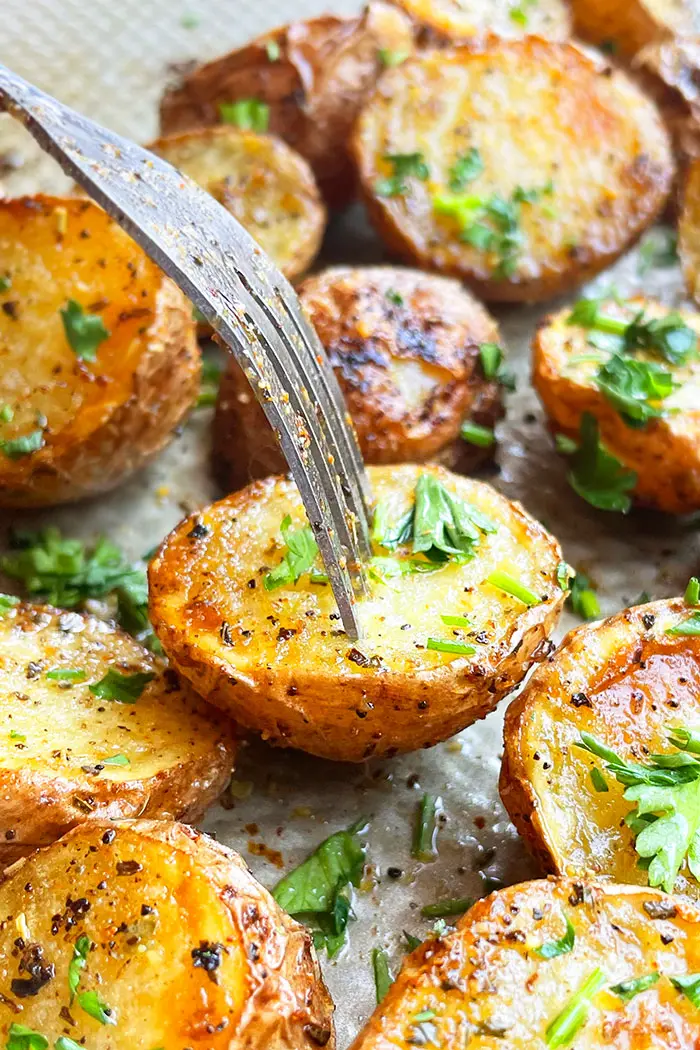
5,1025 -> 48,1050
460,420 -> 494,447
449,147 -> 483,191
100,753 -> 130,766
265,40 -> 281,62
89,669 -> 155,703
668,612 -> 700,636
421,897 -> 473,917
68,934 -> 90,1002
0,593 -> 19,616
197,356 -> 222,408
671,973 -> 700,1007
637,228 -> 678,275
412,474 -> 497,561
378,48 -> 408,68
560,413 -> 637,513
376,153 -> 429,197
595,353 -> 678,427
77,988 -> 116,1025
60,299 -> 110,361
56,1039 -> 84,1050
487,569 -> 540,606
413,792 -> 441,862
1,428 -> 44,460
273,820 -> 368,957
610,972 -> 660,1001
372,947 -> 393,1002
218,98 -> 270,131
625,311 -> 697,366
567,569 -> 601,621
264,515 -> 319,590
535,915 -> 575,959
545,969 -> 606,1049
478,342 -> 516,390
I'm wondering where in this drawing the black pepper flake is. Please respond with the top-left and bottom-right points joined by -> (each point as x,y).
570,692 -> 592,708
187,522 -> 208,539
116,860 -> 142,876
220,621 -> 234,646
191,941 -> 223,983
277,627 -> 296,642
2,300 -> 19,319
25,662 -> 42,680
141,904 -> 154,916
11,944 -> 55,998
102,829 -> 116,845
643,900 -> 677,920
347,647 -> 381,669
247,579 -> 256,589
660,932 -> 675,945
641,613 -> 655,630
387,867 -> 403,879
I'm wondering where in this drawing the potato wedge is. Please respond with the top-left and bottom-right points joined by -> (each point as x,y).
0,195 -> 199,508
149,463 -> 565,762
0,820 -> 334,1049
0,600 -> 235,864
353,40 -> 674,302
569,0 -> 700,58
159,3 -> 414,207
350,877 -> 700,1049
212,266 -> 505,490
390,0 -> 571,43
533,295 -> 700,514
149,127 -> 325,283
501,598 -> 700,900
680,154 -> 700,301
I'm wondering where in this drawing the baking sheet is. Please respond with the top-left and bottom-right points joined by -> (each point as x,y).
2,4 -> 700,1046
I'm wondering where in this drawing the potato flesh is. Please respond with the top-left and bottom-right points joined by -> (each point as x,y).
0,606 -> 226,782
395,0 -> 571,40
570,0 -> 700,57
0,825 -> 248,1047
350,878 -> 700,1049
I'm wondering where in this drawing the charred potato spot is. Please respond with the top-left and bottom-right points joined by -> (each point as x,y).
149,127 -> 325,283
213,266 -> 504,489
0,195 -> 199,508
0,821 -> 334,1049
349,878 -> 700,1049
149,463 -> 564,763
352,40 -> 673,302
501,598 -> 700,899
533,296 -> 700,514
391,0 -> 571,43
569,0 -> 700,59
158,3 -> 414,206
0,603 -> 236,861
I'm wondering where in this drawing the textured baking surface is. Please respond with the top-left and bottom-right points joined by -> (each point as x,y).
1,3 -> 699,1046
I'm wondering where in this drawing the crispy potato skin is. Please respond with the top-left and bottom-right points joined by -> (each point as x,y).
149,463 -> 564,762
0,820 -> 334,1049
501,598 -> 700,898
148,127 -> 325,283
159,3 -> 414,207
0,602 -> 235,864
390,0 -> 571,43
533,296 -> 700,514
570,0 -> 700,58
353,40 -> 674,302
350,877 -> 700,1049
212,266 -> 504,490
680,154 -> 700,301
0,195 -> 199,508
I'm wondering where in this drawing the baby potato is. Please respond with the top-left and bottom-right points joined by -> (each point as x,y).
149,462 -> 565,763
0,600 -> 235,865
633,38 -> 700,184
680,154 -> 700,301
212,266 -> 506,490
501,597 -> 700,901
533,295 -> 700,514
569,0 -> 700,58
0,195 -> 199,508
390,0 -> 571,43
148,126 -> 325,283
159,2 -> 414,207
0,820 -> 334,1049
352,39 -> 674,302
350,877 -> 700,1049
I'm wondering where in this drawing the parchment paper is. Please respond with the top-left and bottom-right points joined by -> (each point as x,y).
1,4 -> 699,1045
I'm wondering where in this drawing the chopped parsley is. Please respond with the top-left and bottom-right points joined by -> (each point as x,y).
448,147 -> 483,192
88,669 -> 155,704
558,413 -> 637,513
545,968 -> 606,1048
478,342 -> 516,390
441,614 -> 471,628
637,228 -> 678,275
0,274 -> 11,293
487,570 -> 540,606
46,668 -> 86,682
100,753 -> 130,766
421,897 -> 473,917
426,637 -> 476,656
219,98 -> 270,132
273,820 -> 368,956
60,299 -> 110,361
372,948 -> 393,1002
567,569 -> 600,621
376,152 -> 429,197
670,973 -> 700,1007
378,48 -> 408,68
385,288 -> 404,306
460,420 -> 495,447
5,1025 -> 48,1050
9,730 -> 25,742
265,39 -> 281,62
535,915 -> 575,959
411,474 -> 497,561
590,767 -> 609,793
56,1039 -> 83,1050
667,612 -> 700,636
595,353 -> 678,427
77,988 -> 116,1025
264,515 -> 319,590
2,429 -> 44,460
68,934 -> 90,1002
576,729 -> 700,893
197,356 -> 223,408
0,593 -> 19,616
568,297 -> 697,366
0,404 -> 13,423
556,562 -> 574,591
509,0 -> 537,25
610,972 -> 660,1001
413,793 -> 441,862
404,930 -> 422,951
686,577 -> 700,605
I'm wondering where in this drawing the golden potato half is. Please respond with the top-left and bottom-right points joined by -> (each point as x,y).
149,127 -> 325,283
159,2 -> 414,206
501,597 -> 700,900
0,195 -> 199,508
633,38 -> 700,184
391,0 -> 571,43
353,40 -> 673,302
350,877 -> 700,1049
0,601 -> 235,863
213,266 -> 505,489
533,296 -> 700,514
570,0 -> 700,58
149,463 -> 565,762
0,820 -> 334,1050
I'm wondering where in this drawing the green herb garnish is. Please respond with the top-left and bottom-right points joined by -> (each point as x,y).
0,404 -> 13,423
264,514 -> 319,590
685,577 -> 700,606
671,973 -> 700,1007
55,1039 -> 83,1050
556,562 -> 574,591
77,988 -> 116,1025
667,613 -> 700,637
372,948 -> 393,1002
448,147 -> 483,192
487,570 -> 540,606
68,934 -> 90,1002
559,413 -> 637,513
637,228 -> 678,275
378,48 -> 408,68
545,968 -> 606,1048
60,299 -> 110,361
9,730 -> 25,741
219,98 -> 270,131
385,288 -> 404,306
376,152 -> 429,197
460,420 -> 495,447
100,753 -> 130,767
413,793 -> 441,862
610,972 -> 660,1001
1,429 -> 44,460
426,637 -> 477,656
595,353 -> 677,427
88,669 -> 155,704
478,342 -> 516,390
0,274 -> 11,293
590,767 -> 609,793
567,570 -> 601,621
0,593 -> 19,616
441,614 -> 471,628
535,915 -> 575,959
266,40 -> 281,61
197,356 -> 223,408
404,931 -> 422,951
411,474 -> 497,561
45,668 -> 86,682
421,897 -> 473,917
568,298 -> 697,366
5,1025 -> 48,1050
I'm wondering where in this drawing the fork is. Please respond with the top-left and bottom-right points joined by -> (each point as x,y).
0,63 -> 371,639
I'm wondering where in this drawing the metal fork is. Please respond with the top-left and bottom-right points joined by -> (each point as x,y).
0,63 -> 371,639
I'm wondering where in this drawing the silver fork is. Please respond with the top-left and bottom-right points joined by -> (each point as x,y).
0,63 -> 371,639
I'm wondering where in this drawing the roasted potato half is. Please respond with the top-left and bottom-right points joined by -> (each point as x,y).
149,127 -> 325,283
533,295 -> 700,514
633,38 -> 700,183
502,597 -> 700,900
0,600 -> 235,864
159,2 -> 414,207
390,0 -> 571,43
213,266 -> 505,489
0,820 -> 334,1049
680,154 -> 700,301
149,463 -> 565,762
353,40 -> 674,302
0,195 -> 199,508
350,877 -> 700,1049
569,0 -> 700,58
